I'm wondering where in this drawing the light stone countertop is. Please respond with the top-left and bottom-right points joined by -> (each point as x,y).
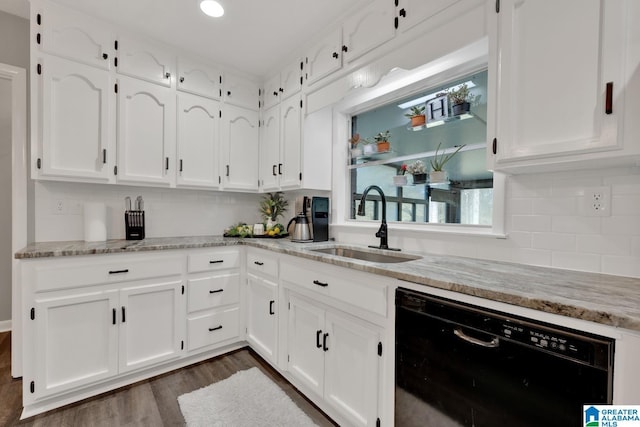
15,235 -> 640,332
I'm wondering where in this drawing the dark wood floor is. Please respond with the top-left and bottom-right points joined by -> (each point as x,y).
0,332 -> 337,427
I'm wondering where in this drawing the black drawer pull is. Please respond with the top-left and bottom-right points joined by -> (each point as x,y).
254,261 -> 264,266
112,308 -> 116,325
109,269 -> 129,274
121,306 -> 126,323
209,325 -> 223,332
269,300 -> 275,315
313,279 -> 328,287
316,330 -> 322,348
209,260 -> 224,264
209,289 -> 224,294
323,333 -> 329,351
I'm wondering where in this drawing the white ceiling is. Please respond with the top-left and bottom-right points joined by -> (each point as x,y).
1,0 -> 365,78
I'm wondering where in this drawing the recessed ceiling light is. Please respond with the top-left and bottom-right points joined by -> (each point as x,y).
200,0 -> 224,17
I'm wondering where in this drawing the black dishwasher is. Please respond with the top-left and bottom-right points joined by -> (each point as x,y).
395,288 -> 614,427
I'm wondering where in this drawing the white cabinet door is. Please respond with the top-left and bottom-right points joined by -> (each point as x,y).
305,29 -> 343,85
177,56 -> 221,100
342,0 -> 396,63
260,105 -> 281,191
119,281 -> 183,373
223,73 -> 260,110
116,35 -> 175,87
494,0 -> 626,165
34,290 -> 119,398
36,0 -> 112,70
246,274 -> 278,363
220,104 -> 259,191
177,92 -> 220,189
396,0 -> 461,34
279,95 -> 302,189
324,311 -> 380,427
117,76 -> 175,186
287,294 -> 325,397
280,58 -> 303,101
38,55 -> 114,182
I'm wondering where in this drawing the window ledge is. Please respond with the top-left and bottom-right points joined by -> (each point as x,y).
332,221 -> 507,239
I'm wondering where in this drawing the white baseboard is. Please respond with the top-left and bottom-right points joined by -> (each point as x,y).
0,319 -> 11,332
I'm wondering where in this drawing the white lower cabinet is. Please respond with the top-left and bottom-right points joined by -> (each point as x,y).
287,293 -> 382,427
246,273 -> 278,362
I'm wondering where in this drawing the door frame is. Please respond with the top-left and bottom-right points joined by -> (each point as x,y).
1,63 -> 28,378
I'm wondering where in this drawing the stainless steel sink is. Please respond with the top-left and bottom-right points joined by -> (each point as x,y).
310,246 -> 421,263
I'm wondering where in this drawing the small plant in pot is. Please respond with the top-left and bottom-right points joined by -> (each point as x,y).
407,160 -> 427,184
447,83 -> 475,116
349,133 -> 363,158
404,105 -> 426,127
366,130 -> 391,153
429,142 -> 466,183
393,164 -> 408,186
259,191 -> 288,228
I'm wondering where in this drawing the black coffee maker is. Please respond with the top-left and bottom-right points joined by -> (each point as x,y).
311,196 -> 329,242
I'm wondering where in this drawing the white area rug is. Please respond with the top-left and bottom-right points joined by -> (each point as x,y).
178,367 -> 318,427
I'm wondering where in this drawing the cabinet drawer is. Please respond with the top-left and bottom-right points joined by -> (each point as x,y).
246,249 -> 278,278
187,273 -> 239,312
187,307 -> 240,351
281,258 -> 388,317
187,250 -> 239,273
30,253 -> 184,292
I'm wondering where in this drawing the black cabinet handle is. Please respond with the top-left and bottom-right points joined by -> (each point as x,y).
103,148 -> 107,164
272,165 -> 277,176
209,289 -> 224,294
102,53 -> 108,60
269,300 -> 275,315
273,91 -> 278,96
313,279 -> 328,287
227,90 -> 231,96
342,45 -> 348,53
332,52 -> 339,59
179,159 -> 183,172
112,308 -> 116,325
399,8 -> 406,17
316,330 -> 323,348
165,157 -> 169,171
323,333 -> 329,351
209,325 -> 223,332
209,260 -> 224,264
121,306 -> 126,323
279,88 -> 283,93
179,76 -> 185,83
165,72 -> 171,79
254,261 -> 264,266
226,164 -> 230,177
605,81 -> 613,114
109,269 -> 129,274
278,163 -> 283,175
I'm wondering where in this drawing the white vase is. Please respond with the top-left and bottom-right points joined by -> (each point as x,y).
393,175 -> 407,186
266,218 -> 275,229
429,171 -> 448,184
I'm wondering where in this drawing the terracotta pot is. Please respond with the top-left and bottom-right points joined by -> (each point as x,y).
412,173 -> 427,184
410,115 -> 426,127
377,141 -> 390,152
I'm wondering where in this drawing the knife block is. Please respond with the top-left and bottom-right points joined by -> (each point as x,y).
125,210 -> 145,240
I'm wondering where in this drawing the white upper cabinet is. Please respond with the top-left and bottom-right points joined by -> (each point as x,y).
342,0 -> 396,64
36,54 -> 114,182
223,73 -> 260,111
220,104 -> 259,191
492,0 -> 630,169
260,105 -> 281,191
34,0 -> 113,70
264,58 -> 304,109
177,56 -> 222,100
304,29 -> 343,86
115,34 -> 175,87
116,76 -> 175,186
279,96 -> 302,189
176,92 -> 220,189
395,0 -> 462,34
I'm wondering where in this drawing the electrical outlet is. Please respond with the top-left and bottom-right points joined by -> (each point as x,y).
584,186 -> 611,217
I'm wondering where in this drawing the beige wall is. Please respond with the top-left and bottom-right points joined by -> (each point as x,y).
0,10 -> 28,325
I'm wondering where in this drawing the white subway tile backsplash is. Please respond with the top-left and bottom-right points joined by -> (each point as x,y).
532,197 -> 578,216
531,232 -> 576,252
552,251 -> 601,272
612,195 -> 640,215
601,216 -> 640,236
511,215 -> 552,232
508,198 -> 533,215
602,255 -> 640,278
551,216 -> 601,234
575,234 -> 631,256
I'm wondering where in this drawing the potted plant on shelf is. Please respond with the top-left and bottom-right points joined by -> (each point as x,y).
349,133 -> 363,158
404,105 -> 426,127
393,164 -> 408,186
407,160 -> 427,184
259,192 -> 288,229
429,142 -> 466,183
367,130 -> 391,153
447,83 -> 474,116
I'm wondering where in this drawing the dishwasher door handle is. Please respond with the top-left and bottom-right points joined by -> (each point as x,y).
454,328 -> 500,348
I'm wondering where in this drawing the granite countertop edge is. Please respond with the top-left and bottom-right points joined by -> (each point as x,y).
15,236 -> 640,333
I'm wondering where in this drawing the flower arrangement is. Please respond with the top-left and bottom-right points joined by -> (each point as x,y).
259,192 -> 288,222
398,164 -> 407,175
406,160 -> 427,175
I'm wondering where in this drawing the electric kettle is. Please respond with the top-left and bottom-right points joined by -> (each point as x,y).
287,197 -> 313,242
